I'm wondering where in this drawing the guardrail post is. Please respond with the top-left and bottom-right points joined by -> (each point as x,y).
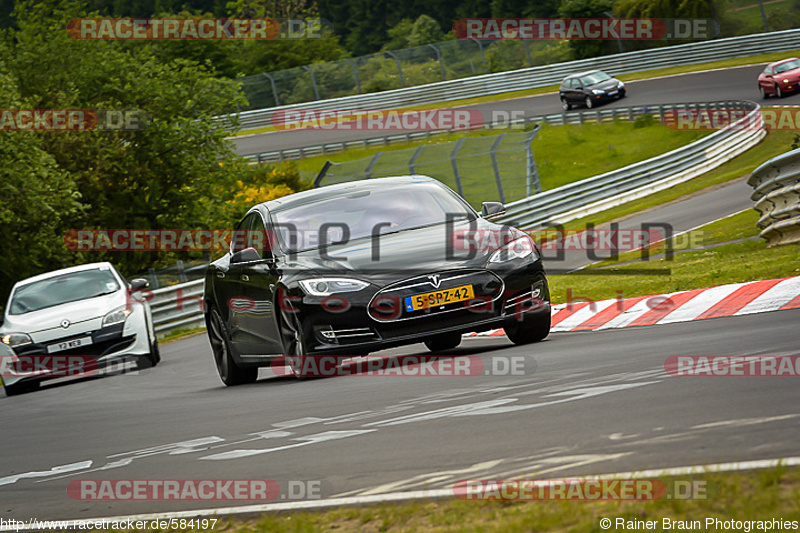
148,268 -> 159,290
177,260 -> 187,283
344,58 -> 362,94
365,152 -> 383,179
450,138 -> 467,197
469,38 -> 487,67
301,66 -> 321,101
490,133 -> 507,203
409,145 -> 425,174
383,51 -> 406,88
526,128 -> 542,195
428,44 -> 447,81
262,73 -> 280,106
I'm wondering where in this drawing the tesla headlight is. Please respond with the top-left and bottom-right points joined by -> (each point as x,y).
102,305 -> 132,327
1,333 -> 32,348
298,278 -> 369,296
489,236 -> 539,263
592,89 -> 605,95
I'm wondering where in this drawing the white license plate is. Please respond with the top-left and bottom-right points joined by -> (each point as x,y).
47,336 -> 93,354
609,90 -> 618,96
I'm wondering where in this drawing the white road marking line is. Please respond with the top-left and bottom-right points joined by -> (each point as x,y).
12,456 -> 800,529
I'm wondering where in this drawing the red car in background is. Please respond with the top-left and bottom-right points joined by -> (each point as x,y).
758,58 -> 800,99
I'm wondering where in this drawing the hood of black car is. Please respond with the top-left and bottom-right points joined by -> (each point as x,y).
280,218 -> 521,283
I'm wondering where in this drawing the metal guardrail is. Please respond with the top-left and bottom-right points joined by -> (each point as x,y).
153,100 -> 766,337
498,100 -> 765,228
149,280 -> 205,336
226,28 -> 800,135
245,101 -> 750,163
748,147 -> 800,247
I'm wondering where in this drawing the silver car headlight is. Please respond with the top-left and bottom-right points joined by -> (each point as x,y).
618,81 -> 625,88
592,89 -> 605,95
489,236 -> 539,263
102,305 -> 132,327
299,278 -> 369,297
1,332 -> 33,348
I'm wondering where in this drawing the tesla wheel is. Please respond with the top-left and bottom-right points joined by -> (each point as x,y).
207,308 -> 258,386
278,310 -> 317,379
776,84 -> 783,98
585,96 -> 593,109
504,316 -> 550,345
760,85 -> 768,99
424,332 -> 462,352
561,97 -> 571,111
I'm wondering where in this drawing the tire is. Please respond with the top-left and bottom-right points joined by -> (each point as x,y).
561,97 -> 571,111
776,84 -> 783,98
760,85 -> 768,99
278,310 -> 316,379
504,316 -> 551,345
137,338 -> 161,369
585,96 -> 593,109
424,332 -> 462,352
207,308 -> 258,386
3,379 -> 39,397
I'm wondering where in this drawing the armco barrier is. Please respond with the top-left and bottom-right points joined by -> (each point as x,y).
225,28 -> 800,134
153,101 -> 765,336
149,279 -> 205,336
748,147 -> 800,246
497,100 -> 765,228
246,100 -> 750,163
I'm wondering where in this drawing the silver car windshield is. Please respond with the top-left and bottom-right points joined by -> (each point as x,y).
271,183 -> 476,253
9,268 -> 121,315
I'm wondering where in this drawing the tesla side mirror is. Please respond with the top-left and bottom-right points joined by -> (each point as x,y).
231,247 -> 261,264
481,201 -> 506,219
130,278 -> 149,290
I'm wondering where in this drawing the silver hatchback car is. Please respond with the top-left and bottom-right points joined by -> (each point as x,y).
0,262 -> 159,396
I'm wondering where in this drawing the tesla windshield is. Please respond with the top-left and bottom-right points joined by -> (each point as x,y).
9,268 -> 120,315
271,183 -> 477,253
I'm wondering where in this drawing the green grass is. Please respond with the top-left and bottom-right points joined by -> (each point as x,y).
232,48 -> 800,137
159,326 -> 205,343
554,129 -> 799,235
547,209 -> 800,305
293,120 -> 709,208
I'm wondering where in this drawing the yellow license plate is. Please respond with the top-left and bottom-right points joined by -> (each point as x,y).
405,284 -> 475,311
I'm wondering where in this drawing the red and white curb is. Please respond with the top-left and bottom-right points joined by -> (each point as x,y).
466,276 -> 800,337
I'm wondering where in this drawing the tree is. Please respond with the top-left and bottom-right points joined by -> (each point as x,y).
4,0 -> 251,279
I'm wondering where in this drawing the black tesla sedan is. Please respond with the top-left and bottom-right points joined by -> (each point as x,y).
203,176 -> 551,384
559,70 -> 626,110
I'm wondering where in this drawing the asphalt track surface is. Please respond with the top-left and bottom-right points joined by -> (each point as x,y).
3,65 -> 799,522
232,64 -> 800,156
1,310 -> 799,520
